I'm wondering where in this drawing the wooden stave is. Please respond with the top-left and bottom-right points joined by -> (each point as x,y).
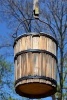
13,33 -> 58,47
14,37 -> 57,56
14,33 -> 58,56
14,33 -> 58,98
15,51 -> 57,82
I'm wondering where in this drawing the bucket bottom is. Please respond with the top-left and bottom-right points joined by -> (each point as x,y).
15,76 -> 57,99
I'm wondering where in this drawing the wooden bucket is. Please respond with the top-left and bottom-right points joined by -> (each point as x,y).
14,33 -> 58,98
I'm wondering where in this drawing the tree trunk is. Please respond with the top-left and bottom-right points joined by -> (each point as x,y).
59,37 -> 64,100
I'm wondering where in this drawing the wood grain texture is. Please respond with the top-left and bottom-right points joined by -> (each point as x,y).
14,34 -> 57,85
15,60 -> 17,80
33,36 -> 39,49
38,53 -> 41,76
15,52 -> 57,80
14,34 -> 57,56
17,56 -> 20,79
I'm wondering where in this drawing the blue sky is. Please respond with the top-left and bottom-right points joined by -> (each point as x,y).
0,22 -> 52,100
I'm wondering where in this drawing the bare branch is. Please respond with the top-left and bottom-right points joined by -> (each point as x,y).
0,44 -> 12,49
38,18 -> 57,38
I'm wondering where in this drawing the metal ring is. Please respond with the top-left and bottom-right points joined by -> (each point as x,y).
15,75 -> 57,86
13,33 -> 58,48
14,49 -> 57,62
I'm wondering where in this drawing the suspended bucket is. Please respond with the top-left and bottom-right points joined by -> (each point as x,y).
14,33 -> 58,99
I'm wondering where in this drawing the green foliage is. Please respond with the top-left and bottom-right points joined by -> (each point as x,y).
0,55 -> 13,100
8,97 -> 16,100
0,55 -> 12,71
0,55 -> 12,83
